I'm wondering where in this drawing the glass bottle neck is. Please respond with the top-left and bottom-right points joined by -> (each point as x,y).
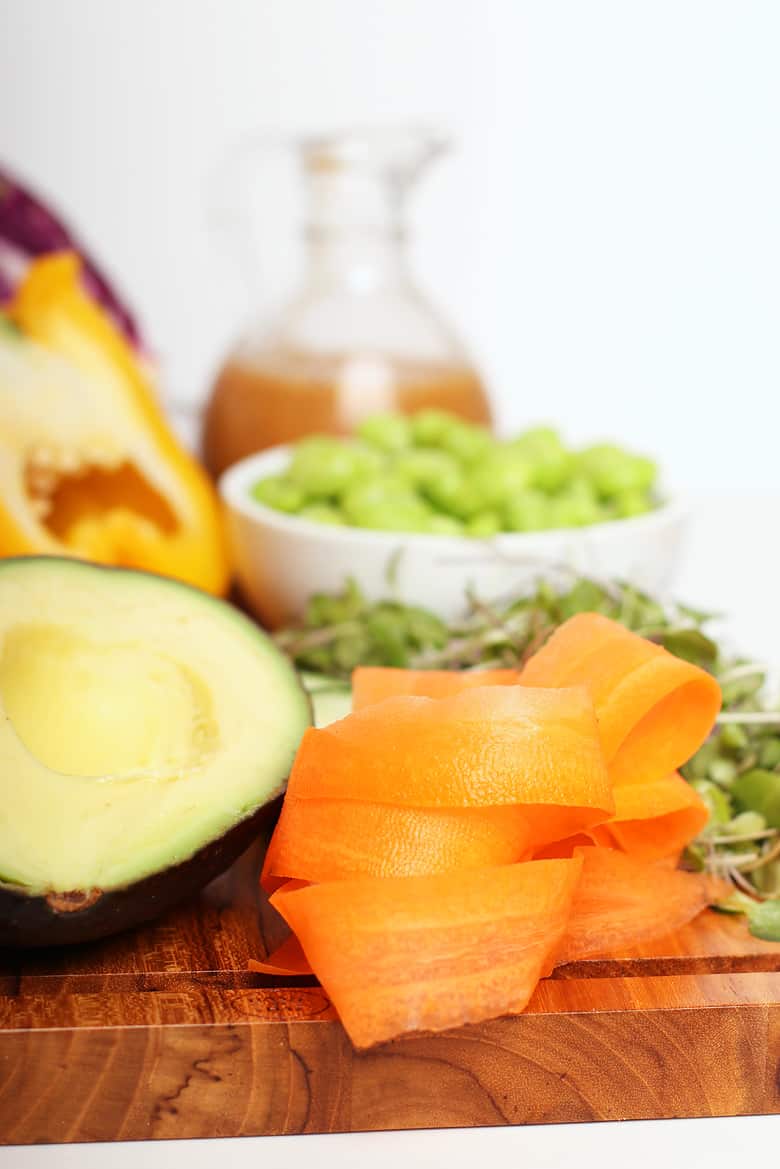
304,227 -> 409,292
303,166 -> 410,292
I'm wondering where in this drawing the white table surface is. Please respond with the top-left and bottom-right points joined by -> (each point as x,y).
3,489 -> 779,1168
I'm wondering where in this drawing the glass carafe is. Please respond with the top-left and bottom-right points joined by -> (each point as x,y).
202,128 -> 491,476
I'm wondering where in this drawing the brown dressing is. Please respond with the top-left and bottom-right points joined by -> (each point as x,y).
202,351 -> 491,477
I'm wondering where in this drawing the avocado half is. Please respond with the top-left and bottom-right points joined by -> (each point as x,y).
0,556 -> 311,947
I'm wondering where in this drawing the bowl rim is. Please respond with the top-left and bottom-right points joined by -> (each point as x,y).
219,444 -> 686,548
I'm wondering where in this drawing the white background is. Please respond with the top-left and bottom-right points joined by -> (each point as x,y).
2,0 -> 779,489
4,1114 -> 780,1169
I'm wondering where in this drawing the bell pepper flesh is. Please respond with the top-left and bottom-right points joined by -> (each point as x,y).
0,253 -> 228,594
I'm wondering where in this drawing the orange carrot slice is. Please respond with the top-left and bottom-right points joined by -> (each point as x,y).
555,846 -> 723,965
520,612 -> 722,786
271,858 -> 582,1048
352,667 -> 520,710
248,933 -> 313,977
263,796 -> 531,887
542,771 -> 710,862
597,771 -> 709,861
251,615 -> 724,1048
288,685 -> 612,831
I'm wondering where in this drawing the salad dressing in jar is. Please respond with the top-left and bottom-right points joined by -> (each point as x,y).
203,129 -> 491,477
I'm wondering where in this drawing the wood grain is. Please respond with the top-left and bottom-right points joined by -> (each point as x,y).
1,839 -> 779,1145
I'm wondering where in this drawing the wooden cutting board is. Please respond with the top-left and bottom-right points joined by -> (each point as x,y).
1,839 -> 778,1145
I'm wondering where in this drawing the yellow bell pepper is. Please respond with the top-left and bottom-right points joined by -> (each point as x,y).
0,253 -> 229,594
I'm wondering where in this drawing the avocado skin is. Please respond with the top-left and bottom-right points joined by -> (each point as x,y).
0,794 -> 282,949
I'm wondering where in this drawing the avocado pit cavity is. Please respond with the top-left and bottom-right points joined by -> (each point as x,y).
0,622 -> 217,781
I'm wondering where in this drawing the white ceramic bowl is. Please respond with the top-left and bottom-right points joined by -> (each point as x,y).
220,447 -> 687,628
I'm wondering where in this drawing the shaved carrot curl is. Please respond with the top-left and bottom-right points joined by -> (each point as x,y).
288,685 -> 612,816
555,847 -> 727,965
597,771 -> 709,861
519,612 -> 722,787
536,772 -> 710,863
263,796 -> 531,887
352,666 -> 519,710
252,613 -> 723,1048
248,933 -> 312,977
271,858 -> 582,1049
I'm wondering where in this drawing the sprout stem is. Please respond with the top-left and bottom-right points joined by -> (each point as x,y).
718,662 -> 767,685
729,868 -> 762,897
710,829 -> 778,845
716,711 -> 780,725
738,836 -> 780,874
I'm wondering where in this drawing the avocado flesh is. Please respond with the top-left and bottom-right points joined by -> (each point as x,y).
0,557 -> 310,902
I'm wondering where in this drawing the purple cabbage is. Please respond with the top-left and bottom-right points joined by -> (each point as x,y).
0,166 -> 143,350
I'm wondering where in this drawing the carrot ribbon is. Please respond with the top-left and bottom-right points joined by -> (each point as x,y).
254,613 -> 722,1047
352,666 -> 520,709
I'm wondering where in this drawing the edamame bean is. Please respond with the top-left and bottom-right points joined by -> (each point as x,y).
299,503 -> 346,525
357,413 -> 413,452
248,411 -> 659,536
250,475 -> 306,513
